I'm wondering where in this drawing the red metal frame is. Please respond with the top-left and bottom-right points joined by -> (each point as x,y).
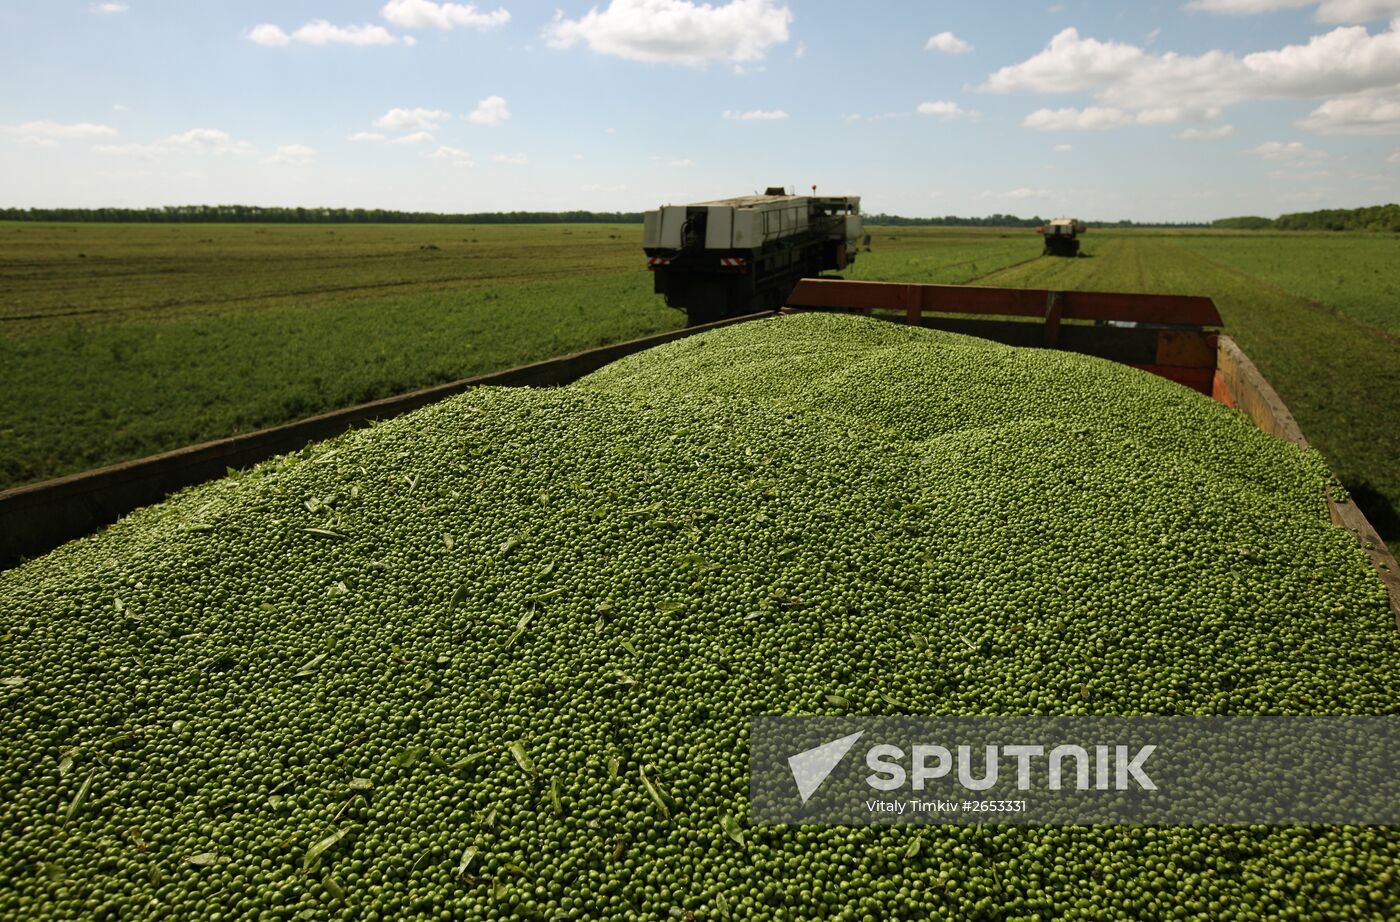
784,278 -> 1226,396
787,279 -> 1222,327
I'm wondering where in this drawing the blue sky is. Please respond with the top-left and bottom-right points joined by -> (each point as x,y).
2,0 -> 1399,221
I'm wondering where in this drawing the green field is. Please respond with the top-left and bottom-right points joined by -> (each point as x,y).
1175,233 -> 1400,336
844,227 -> 1040,285
2,222 -> 1396,550
0,224 -> 1034,492
0,224 -> 672,490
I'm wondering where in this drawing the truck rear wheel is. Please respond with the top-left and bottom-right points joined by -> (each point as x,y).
683,279 -> 733,326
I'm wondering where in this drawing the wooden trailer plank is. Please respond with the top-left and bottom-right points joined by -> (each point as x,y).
1125,363 -> 1215,394
1155,330 -> 1218,369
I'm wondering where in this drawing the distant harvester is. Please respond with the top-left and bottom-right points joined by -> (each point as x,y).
1037,218 -> 1088,257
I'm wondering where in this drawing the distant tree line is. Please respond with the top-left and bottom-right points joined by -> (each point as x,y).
866,213 -> 1047,227
0,206 -> 647,224
864,213 -> 1209,228
1213,204 -> 1400,232
1211,216 -> 1276,230
12,203 -> 1393,229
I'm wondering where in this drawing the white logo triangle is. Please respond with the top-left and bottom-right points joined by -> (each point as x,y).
787,731 -> 865,803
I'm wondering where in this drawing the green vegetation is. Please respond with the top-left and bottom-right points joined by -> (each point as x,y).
1277,204 -> 1400,233
1176,234 -> 1400,336
863,214 -> 1207,228
1211,216 -> 1275,230
865,213 -> 1049,227
0,206 -> 646,225
0,223 -> 673,489
0,223 -> 1035,491
3,222 -> 1397,556
1211,204 -> 1400,233
3,314 -> 1395,920
974,232 -> 1400,552
6,206 -> 1207,229
848,227 -> 1042,284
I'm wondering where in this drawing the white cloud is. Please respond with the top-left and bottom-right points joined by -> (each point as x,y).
668,158 -> 695,167
1177,123 -> 1236,139
722,109 -> 789,120
1298,88 -> 1400,133
1054,143 -> 1073,151
466,95 -> 510,126
349,131 -> 387,142
295,20 -> 400,45
112,104 -> 129,113
92,142 -> 162,158
981,22 -> 1400,126
5,120 -> 118,141
91,2 -> 128,13
246,24 -> 292,46
388,131 -> 435,145
1135,107 -> 1192,124
984,187 -> 1052,199
493,152 -> 528,164
843,111 -> 911,122
19,137 -> 57,147
1267,167 -> 1331,178
375,107 -> 451,131
983,29 -> 1145,95
925,31 -> 972,54
162,129 -> 256,155
1183,0 -> 1312,12
1246,140 -> 1331,161
1315,0 -> 1400,20
381,0 -> 509,30
1023,106 -> 1134,130
95,128 -> 255,158
1022,105 -> 1210,130
916,100 -> 972,119
1185,0 -> 1400,23
543,0 -> 791,67
265,144 -> 316,164
427,145 -> 476,166
247,21 -> 400,47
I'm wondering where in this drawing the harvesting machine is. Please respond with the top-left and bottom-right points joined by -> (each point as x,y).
642,187 -> 862,325
1038,217 -> 1087,257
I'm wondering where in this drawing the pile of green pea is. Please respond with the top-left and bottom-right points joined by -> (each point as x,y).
2,313 -> 1395,919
